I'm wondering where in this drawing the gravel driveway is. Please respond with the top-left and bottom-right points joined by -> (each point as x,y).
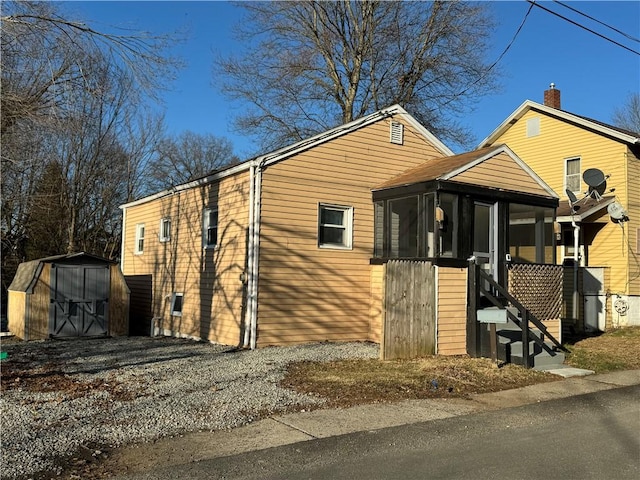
0,336 -> 378,479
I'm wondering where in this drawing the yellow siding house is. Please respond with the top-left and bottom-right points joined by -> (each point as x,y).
120,105 -> 453,348
479,86 -> 640,330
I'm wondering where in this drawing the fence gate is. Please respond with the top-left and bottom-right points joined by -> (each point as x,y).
382,260 -> 435,360
49,264 -> 110,337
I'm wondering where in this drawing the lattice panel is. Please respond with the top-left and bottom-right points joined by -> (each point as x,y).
508,264 -> 563,321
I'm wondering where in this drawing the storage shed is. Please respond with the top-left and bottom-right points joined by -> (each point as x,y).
7,253 -> 129,340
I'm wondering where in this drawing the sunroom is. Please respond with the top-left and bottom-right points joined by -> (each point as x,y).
370,145 -> 564,366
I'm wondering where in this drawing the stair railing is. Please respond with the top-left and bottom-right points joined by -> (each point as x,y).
470,261 -> 567,368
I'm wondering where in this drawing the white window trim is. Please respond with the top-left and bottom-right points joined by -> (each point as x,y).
203,207 -> 218,249
318,203 -> 354,250
134,223 -> 145,255
564,156 -> 581,194
159,218 -> 171,243
170,292 -> 183,317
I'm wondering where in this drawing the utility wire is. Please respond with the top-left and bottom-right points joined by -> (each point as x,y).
552,0 -> 640,43
526,0 -> 640,56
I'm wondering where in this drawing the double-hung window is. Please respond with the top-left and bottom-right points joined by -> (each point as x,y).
135,223 -> 145,254
318,204 -> 353,249
159,218 -> 171,242
565,157 -> 581,194
203,208 -> 218,248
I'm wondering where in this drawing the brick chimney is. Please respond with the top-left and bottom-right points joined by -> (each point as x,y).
544,83 -> 561,109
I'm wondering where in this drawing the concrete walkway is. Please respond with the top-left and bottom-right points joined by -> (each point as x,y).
111,369 -> 640,476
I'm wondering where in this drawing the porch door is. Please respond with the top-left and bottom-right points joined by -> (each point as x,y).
473,202 -> 498,279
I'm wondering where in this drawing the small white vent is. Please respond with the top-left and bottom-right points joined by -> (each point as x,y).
390,121 -> 404,145
526,117 -> 540,137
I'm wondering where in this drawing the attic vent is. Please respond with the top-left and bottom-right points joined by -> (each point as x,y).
526,117 -> 540,137
390,121 -> 404,145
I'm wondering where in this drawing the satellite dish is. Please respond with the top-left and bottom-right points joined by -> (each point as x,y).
565,189 -> 578,204
607,202 -> 627,221
583,168 -> 606,187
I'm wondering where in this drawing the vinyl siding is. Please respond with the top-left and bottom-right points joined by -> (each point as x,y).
257,117 -> 444,346
626,146 -> 640,296
436,267 -> 467,356
490,109 -> 636,298
451,151 -> 549,196
122,171 -> 250,346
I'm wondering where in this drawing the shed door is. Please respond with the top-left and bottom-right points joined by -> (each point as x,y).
50,264 -> 110,337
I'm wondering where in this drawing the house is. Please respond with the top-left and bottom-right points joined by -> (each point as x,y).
119,105 -> 453,349
371,144 -> 565,366
7,253 -> 129,340
479,86 -> 640,331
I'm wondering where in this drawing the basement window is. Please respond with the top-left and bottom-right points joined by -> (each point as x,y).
170,293 -> 183,316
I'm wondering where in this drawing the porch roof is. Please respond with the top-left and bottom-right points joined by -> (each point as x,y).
556,195 -> 615,223
374,145 -> 499,190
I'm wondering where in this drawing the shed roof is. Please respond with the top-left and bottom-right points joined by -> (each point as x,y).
7,252 -> 116,293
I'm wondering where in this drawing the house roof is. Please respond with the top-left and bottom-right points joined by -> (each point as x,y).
121,104 -> 454,209
373,144 -> 557,199
478,100 -> 640,148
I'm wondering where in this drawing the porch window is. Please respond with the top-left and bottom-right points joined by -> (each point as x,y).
318,204 -> 353,249
135,224 -> 145,254
509,204 -> 555,264
565,157 -> 581,193
438,193 -> 458,257
389,196 -> 419,257
203,208 -> 218,248
159,218 -> 171,243
374,201 -> 384,257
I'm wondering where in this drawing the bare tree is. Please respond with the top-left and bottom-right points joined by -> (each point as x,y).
1,0 -> 180,291
612,93 -> 640,134
148,131 -> 239,192
216,0 -> 497,150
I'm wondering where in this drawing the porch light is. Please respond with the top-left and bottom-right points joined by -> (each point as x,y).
554,221 -> 562,240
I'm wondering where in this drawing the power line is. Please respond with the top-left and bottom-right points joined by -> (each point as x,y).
552,0 -> 640,44
526,0 -> 640,56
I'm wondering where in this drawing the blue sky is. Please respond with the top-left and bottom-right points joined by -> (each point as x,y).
70,1 -> 640,157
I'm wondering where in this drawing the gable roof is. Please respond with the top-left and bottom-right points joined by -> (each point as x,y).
8,252 -> 115,293
121,105 -> 454,209
373,144 -> 557,199
478,100 -> 640,148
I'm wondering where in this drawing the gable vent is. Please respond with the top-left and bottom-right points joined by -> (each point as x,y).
390,121 -> 404,145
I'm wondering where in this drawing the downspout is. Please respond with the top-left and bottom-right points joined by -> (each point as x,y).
120,207 -> 127,271
572,219 -> 580,323
243,164 -> 255,348
249,162 -> 264,350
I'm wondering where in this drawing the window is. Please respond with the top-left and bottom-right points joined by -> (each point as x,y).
318,204 -> 353,249
203,208 -> 218,248
565,157 -> 581,193
135,224 -> 145,254
438,193 -> 458,257
159,218 -> 171,242
170,293 -> 183,316
509,204 -> 555,264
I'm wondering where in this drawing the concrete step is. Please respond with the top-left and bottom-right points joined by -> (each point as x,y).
511,347 -> 565,369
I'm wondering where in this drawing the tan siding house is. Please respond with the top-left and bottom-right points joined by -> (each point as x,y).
479,88 -> 640,329
120,105 -> 453,348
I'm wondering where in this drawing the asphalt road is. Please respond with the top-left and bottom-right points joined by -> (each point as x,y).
115,385 -> 639,480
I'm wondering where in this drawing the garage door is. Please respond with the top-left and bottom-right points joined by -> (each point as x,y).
50,264 -> 110,337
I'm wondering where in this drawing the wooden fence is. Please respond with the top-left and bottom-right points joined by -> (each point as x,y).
382,260 -> 436,360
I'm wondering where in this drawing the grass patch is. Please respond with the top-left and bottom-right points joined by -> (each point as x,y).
565,326 -> 640,373
281,355 -> 558,408
282,327 -> 640,408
